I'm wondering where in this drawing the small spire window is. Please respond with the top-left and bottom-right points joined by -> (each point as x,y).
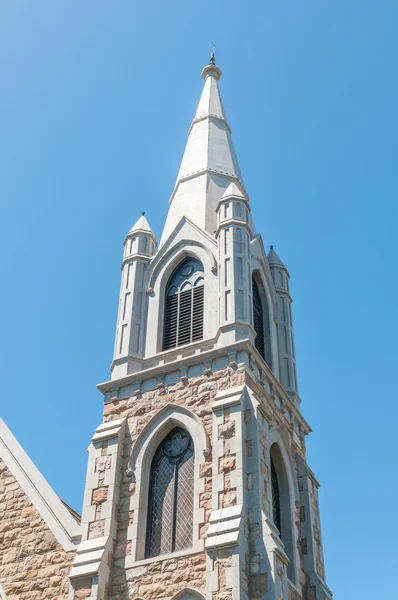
163,258 -> 204,350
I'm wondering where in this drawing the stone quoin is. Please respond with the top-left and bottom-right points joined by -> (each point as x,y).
0,56 -> 333,600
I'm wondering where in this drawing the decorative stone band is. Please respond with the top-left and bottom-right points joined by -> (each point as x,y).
69,417 -> 126,600
98,339 -> 311,439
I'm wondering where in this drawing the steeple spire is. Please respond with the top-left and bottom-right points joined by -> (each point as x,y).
159,59 -> 247,246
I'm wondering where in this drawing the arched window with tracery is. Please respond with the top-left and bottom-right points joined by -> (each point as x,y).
163,258 -> 204,350
146,427 -> 194,558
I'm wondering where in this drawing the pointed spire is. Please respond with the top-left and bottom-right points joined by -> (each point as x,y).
160,59 -> 246,245
129,212 -> 154,235
267,246 -> 286,269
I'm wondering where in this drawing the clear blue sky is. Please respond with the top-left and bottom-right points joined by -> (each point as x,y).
0,2 -> 396,598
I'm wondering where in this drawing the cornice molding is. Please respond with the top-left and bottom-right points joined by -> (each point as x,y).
97,338 -> 311,435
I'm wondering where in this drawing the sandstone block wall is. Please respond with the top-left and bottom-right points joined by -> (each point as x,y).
0,459 -> 75,600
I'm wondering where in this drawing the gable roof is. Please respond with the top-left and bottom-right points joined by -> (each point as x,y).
0,418 -> 81,551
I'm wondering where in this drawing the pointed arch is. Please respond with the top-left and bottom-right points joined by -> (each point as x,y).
170,589 -> 205,600
128,404 -> 209,562
163,257 -> 204,350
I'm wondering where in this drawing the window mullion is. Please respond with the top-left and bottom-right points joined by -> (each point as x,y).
176,290 -> 180,346
170,462 -> 178,552
190,287 -> 194,343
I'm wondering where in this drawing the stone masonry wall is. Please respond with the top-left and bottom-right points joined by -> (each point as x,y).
103,366 -> 246,600
0,459 -> 75,600
100,361 -> 328,600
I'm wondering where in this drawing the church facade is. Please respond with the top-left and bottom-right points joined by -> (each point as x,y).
0,57 -> 333,600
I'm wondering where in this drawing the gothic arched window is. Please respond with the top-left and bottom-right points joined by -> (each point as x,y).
163,258 -> 204,350
146,427 -> 194,558
270,443 -> 296,583
252,278 -> 265,359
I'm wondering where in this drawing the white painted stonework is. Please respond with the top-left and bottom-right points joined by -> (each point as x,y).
0,582 -> 7,600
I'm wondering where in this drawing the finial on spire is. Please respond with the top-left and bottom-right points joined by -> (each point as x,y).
202,43 -> 221,81
210,42 -> 216,65
142,211 -> 145,216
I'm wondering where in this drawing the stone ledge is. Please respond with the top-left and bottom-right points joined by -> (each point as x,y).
124,544 -> 204,569
69,536 -> 112,579
91,418 -> 125,443
206,504 -> 243,550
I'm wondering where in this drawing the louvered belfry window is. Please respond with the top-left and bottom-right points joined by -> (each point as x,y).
146,427 -> 194,558
252,278 -> 265,359
163,258 -> 204,350
271,456 -> 282,537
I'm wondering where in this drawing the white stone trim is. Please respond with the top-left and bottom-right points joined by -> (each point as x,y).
127,403 -> 209,562
69,418 -> 126,600
0,583 -> 8,600
0,418 -> 81,552
69,536 -> 113,579
125,545 -> 203,569
206,505 -> 243,549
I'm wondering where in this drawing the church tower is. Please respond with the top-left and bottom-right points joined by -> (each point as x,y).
69,56 -> 333,600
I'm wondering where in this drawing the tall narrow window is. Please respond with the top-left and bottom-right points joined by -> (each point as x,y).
252,278 -> 265,358
270,444 -> 296,583
146,427 -> 194,558
271,456 -> 282,536
163,258 -> 204,350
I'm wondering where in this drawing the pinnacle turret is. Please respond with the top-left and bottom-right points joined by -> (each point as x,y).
267,246 -> 286,269
128,213 -> 155,237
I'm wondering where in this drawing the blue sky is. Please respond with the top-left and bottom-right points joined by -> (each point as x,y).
0,2 -> 397,598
